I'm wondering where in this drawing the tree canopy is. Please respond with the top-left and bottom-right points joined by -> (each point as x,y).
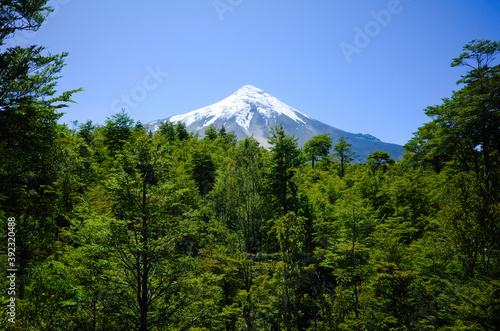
1,14 -> 500,330
303,133 -> 333,168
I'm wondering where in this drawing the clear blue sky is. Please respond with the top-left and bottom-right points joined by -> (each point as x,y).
8,0 -> 500,145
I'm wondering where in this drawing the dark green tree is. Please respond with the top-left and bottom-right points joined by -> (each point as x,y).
267,124 -> 301,215
175,121 -> 190,141
158,121 -> 176,142
211,137 -> 267,253
442,172 -> 500,279
0,0 -> 80,302
190,148 -> 216,195
406,39 -> 500,195
104,109 -> 134,155
273,211 -> 308,330
78,120 -> 95,145
218,124 -> 227,137
0,0 -> 51,44
367,151 -> 395,173
103,132 -> 208,330
303,133 -> 333,168
451,39 -> 500,193
204,124 -> 218,141
334,136 -> 355,178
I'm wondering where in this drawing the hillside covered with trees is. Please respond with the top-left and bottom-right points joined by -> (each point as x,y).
1,1 -> 500,330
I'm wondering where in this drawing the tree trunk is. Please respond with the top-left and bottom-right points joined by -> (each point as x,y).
140,180 -> 149,331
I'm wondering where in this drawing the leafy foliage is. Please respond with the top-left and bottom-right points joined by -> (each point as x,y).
1,15 -> 500,330
303,133 -> 332,168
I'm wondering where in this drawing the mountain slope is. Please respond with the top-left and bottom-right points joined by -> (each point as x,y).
146,85 -> 404,161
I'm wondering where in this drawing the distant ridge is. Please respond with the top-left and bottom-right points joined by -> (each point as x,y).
146,85 -> 404,161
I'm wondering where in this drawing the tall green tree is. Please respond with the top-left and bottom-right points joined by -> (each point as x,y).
451,39 -> 500,193
367,151 -> 394,173
406,39 -> 500,195
0,0 -> 80,301
175,121 -> 190,141
158,121 -> 176,143
189,148 -> 217,195
267,124 -> 301,215
273,211 -> 308,330
102,132 -> 211,330
104,110 -> 134,155
441,172 -> 500,279
0,0 -> 51,44
204,124 -> 218,141
334,136 -> 355,178
303,133 -> 333,168
211,137 -> 267,253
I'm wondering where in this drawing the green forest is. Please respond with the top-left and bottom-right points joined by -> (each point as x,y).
1,2 -> 500,330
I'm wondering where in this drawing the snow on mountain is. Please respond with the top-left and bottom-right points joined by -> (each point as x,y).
168,85 -> 309,132
146,85 -> 405,161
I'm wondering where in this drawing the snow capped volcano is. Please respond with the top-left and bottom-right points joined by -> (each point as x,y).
147,85 -> 404,160
168,85 -> 310,135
